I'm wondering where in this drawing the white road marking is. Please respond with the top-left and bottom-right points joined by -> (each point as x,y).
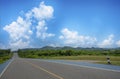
0,59 -> 14,78
41,60 -> 120,73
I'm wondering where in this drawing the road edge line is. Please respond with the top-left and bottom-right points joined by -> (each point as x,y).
62,63 -> 120,73
0,58 -> 14,78
42,60 -> 120,73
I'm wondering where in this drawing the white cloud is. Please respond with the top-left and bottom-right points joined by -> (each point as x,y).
59,28 -> 97,47
36,20 -> 55,39
25,1 -> 54,21
3,16 -> 32,50
98,34 -> 114,48
32,1 -> 54,20
36,20 -> 46,37
9,39 -> 30,50
3,2 -> 55,50
3,16 -> 32,41
25,11 -> 33,20
31,1 -> 55,39
116,40 -> 120,47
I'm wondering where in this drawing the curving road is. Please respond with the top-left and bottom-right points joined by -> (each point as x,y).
0,53 -> 120,79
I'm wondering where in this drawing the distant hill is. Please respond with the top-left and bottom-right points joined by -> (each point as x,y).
18,46 -> 120,51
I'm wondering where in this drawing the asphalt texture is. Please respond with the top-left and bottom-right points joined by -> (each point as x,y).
0,53 -> 120,79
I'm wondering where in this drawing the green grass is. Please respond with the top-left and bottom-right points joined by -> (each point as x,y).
38,55 -> 120,66
39,55 -> 120,61
0,59 -> 4,64
0,53 -> 13,64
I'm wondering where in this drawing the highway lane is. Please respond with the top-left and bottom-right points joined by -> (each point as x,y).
0,53 -> 120,79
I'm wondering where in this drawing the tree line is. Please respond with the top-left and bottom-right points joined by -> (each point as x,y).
0,49 -> 12,63
18,49 -> 120,58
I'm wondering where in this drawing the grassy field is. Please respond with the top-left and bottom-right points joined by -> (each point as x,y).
0,53 -> 13,64
39,55 -> 120,61
18,48 -> 120,66
39,55 -> 120,66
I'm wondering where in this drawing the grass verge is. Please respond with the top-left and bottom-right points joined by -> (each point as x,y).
0,53 -> 13,64
39,55 -> 119,60
38,55 -> 120,66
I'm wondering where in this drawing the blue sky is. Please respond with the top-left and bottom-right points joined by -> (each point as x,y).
0,0 -> 120,50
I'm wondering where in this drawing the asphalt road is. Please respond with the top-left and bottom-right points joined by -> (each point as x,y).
0,53 -> 120,79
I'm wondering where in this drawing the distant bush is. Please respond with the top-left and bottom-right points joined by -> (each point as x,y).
0,49 -> 12,63
18,48 -> 120,58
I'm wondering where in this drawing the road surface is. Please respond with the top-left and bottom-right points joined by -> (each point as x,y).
0,53 -> 120,79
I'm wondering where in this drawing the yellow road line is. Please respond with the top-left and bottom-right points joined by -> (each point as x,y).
24,61 -> 64,79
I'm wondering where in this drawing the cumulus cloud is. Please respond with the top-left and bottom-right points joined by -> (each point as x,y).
32,2 -> 54,20
3,16 -> 32,50
59,28 -> 97,47
98,34 -> 114,48
36,20 -> 55,39
25,1 -> 54,21
3,1 -> 55,50
9,39 -> 30,50
4,16 -> 32,41
116,40 -> 120,47
31,1 -> 54,39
